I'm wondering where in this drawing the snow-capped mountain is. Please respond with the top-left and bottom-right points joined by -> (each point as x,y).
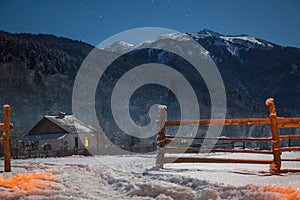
197,29 -> 276,48
107,29 -> 277,58
104,41 -> 134,53
1,29 -> 300,146
191,29 -> 277,57
96,29 -> 300,133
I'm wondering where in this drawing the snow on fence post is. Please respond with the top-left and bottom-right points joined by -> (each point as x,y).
3,105 -> 11,172
265,98 -> 281,173
156,105 -> 167,169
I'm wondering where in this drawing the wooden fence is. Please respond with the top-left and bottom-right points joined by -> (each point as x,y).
156,98 -> 300,173
0,105 -> 12,172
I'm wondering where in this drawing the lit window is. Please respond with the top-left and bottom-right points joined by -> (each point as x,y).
84,135 -> 89,147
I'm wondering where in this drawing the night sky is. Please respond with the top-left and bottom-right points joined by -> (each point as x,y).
1,0 -> 300,47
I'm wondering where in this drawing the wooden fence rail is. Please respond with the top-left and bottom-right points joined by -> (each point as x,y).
0,105 -> 12,172
156,98 -> 300,173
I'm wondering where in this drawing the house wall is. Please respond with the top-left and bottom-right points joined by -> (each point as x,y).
65,133 -> 84,150
39,139 -> 63,151
32,135 -> 85,152
64,133 -> 99,150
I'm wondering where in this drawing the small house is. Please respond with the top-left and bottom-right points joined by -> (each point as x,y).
21,112 -> 99,154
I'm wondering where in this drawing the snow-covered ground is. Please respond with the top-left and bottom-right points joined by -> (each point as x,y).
1,152 -> 300,199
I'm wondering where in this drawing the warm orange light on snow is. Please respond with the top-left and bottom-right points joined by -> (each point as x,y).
0,172 -> 62,199
259,185 -> 300,200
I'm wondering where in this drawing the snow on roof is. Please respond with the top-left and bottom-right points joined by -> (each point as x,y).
45,115 -> 96,134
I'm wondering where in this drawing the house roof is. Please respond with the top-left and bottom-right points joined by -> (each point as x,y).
44,115 -> 96,134
23,114 -> 99,142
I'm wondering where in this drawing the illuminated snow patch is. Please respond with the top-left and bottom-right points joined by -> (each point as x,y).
0,173 -> 63,199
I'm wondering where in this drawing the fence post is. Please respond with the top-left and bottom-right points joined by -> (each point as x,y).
265,98 -> 281,173
231,141 -> 234,149
156,105 -> 167,169
3,105 -> 11,172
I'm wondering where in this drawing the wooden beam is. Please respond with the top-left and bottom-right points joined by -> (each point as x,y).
165,135 -> 272,142
279,169 -> 300,173
277,118 -> 300,128
165,147 -> 273,154
164,117 -> 300,128
266,98 -> 281,173
0,123 -> 13,131
0,137 -> 12,143
156,105 -> 167,169
280,147 -> 300,152
164,118 -> 271,127
281,158 -> 300,161
279,135 -> 300,139
3,105 -> 11,172
164,157 -> 273,164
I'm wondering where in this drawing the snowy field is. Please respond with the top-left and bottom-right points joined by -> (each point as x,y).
0,152 -> 299,199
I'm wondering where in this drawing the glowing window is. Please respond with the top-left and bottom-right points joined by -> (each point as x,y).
84,135 -> 89,147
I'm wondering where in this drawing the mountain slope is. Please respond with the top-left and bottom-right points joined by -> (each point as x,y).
0,30 -> 94,140
191,29 -> 300,111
